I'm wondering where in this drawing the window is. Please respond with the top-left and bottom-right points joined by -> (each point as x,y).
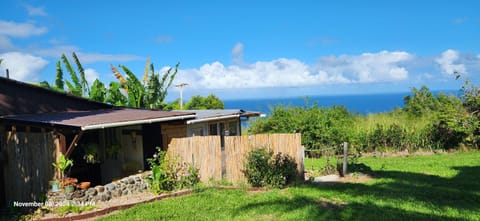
228,121 -> 238,136
209,124 -> 218,135
189,127 -> 204,136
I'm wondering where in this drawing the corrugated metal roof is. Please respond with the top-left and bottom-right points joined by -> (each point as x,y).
1,108 -> 195,130
178,109 -> 261,124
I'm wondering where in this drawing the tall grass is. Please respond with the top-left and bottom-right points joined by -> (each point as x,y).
353,111 -> 430,132
348,111 -> 438,153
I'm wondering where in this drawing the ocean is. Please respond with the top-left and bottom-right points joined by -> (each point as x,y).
223,90 -> 459,115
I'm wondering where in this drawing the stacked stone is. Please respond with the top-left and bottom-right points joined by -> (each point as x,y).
46,174 -> 150,205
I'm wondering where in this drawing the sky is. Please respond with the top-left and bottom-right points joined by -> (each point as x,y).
0,0 -> 479,101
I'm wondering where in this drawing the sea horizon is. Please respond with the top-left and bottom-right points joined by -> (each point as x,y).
224,89 -> 460,115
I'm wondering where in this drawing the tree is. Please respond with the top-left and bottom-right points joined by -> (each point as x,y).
38,81 -> 51,89
184,94 -> 224,110
89,79 -> 107,102
106,82 -> 128,106
61,52 -> 89,97
403,86 -> 439,117
112,64 -> 144,107
111,59 -> 179,109
72,52 -> 89,96
204,94 -> 224,109
249,103 -> 353,150
164,99 -> 181,110
461,79 -> 480,115
55,61 -> 65,91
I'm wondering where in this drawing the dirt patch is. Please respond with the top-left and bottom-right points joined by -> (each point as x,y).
310,173 -> 374,184
359,150 -> 448,158
314,197 -> 347,210
339,173 -> 374,183
252,214 -> 278,220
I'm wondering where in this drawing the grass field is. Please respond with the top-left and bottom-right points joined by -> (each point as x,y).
99,151 -> 480,221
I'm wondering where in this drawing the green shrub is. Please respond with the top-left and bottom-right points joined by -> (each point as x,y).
243,148 -> 270,187
147,147 -> 200,194
243,147 -> 297,188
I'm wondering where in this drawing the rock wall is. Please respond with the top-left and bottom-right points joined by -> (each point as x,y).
46,173 -> 150,206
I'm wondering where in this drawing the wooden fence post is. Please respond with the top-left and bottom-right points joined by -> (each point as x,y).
342,142 -> 348,177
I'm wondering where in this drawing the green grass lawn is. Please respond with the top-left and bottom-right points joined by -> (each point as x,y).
99,152 -> 480,221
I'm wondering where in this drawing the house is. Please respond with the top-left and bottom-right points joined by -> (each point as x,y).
0,76 -> 260,209
161,109 -> 261,149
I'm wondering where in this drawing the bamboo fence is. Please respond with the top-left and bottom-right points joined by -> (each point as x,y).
167,133 -> 303,183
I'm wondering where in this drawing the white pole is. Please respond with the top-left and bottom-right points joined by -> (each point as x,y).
179,88 -> 184,110
175,83 -> 188,110
343,142 -> 348,177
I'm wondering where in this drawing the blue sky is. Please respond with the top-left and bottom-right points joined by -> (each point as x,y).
1,0 -> 479,100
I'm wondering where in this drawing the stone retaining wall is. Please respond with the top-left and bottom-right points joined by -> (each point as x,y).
47,173 -> 150,206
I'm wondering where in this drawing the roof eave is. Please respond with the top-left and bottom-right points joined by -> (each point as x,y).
81,114 -> 195,130
186,114 -> 240,125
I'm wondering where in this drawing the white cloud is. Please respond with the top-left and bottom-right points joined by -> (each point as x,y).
0,52 -> 48,81
435,49 -> 466,75
29,46 -> 142,65
22,4 -> 48,16
34,45 -> 80,57
76,52 -> 143,64
0,20 -> 47,38
84,68 -> 100,86
315,51 -> 412,83
154,35 -> 173,44
231,43 -> 244,65
175,50 -> 412,90
0,36 -> 15,51
176,58 -> 351,89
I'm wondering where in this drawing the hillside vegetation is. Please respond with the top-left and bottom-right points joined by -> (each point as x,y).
250,79 -> 480,153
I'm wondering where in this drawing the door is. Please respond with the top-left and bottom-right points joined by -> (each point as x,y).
142,123 -> 162,168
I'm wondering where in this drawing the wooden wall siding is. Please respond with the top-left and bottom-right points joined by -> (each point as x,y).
167,136 -> 221,182
161,124 -> 187,151
1,131 -> 55,204
167,133 -> 303,183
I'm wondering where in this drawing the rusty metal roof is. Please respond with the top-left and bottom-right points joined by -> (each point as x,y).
1,108 -> 195,130
0,76 -> 112,115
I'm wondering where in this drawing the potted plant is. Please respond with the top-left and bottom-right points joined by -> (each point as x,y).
63,177 -> 78,193
78,181 -> 91,190
106,143 -> 121,159
49,180 -> 60,191
83,143 -> 100,164
64,184 -> 75,193
52,153 -> 73,188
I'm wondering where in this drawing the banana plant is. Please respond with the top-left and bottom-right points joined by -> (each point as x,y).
61,52 -> 89,97
111,58 -> 179,109
52,153 -> 73,180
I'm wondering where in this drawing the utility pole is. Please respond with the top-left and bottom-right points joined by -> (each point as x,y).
175,83 -> 188,110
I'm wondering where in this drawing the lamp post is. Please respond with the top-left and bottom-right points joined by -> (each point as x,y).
175,83 -> 188,110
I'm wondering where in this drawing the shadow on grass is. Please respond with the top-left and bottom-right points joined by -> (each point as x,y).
234,165 -> 480,221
